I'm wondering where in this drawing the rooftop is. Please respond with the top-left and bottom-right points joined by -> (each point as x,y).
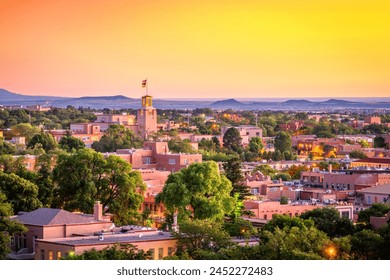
12,208 -> 101,226
353,157 -> 390,164
357,184 -> 390,195
38,230 -> 174,246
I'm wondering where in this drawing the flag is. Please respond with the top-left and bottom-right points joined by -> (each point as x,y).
142,79 -> 147,87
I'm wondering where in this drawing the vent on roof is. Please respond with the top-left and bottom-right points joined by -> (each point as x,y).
98,235 -> 104,241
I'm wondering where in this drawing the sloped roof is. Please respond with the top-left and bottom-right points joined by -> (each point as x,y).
13,208 -> 94,226
358,184 -> 390,195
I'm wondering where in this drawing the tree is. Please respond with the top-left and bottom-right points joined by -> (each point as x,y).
312,124 -> 335,138
223,127 -> 242,154
222,157 -> 250,200
63,243 -> 151,260
362,124 -> 389,134
350,229 -> 383,259
373,136 -> 386,148
300,207 -> 355,238
223,217 -> 256,239
0,192 -> 27,259
253,165 -> 277,176
286,165 -> 310,180
258,215 -> 330,260
0,172 -> 42,213
358,140 -> 370,148
274,131 -> 291,153
358,203 -> 390,224
8,123 -> 40,142
59,134 -> 85,152
280,196 -> 289,205
52,149 -> 145,225
92,125 -> 143,152
273,173 -> 291,182
168,137 -> 195,153
172,219 -> 233,259
349,150 -> 368,159
248,137 -> 263,154
0,140 -> 16,155
156,161 -> 234,221
27,131 -> 58,152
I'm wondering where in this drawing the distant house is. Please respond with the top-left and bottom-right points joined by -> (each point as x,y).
9,202 -> 176,260
9,202 -> 112,260
356,184 -> 390,206
350,157 -> 390,169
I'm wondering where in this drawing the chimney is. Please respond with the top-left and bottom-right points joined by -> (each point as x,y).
94,201 -> 103,221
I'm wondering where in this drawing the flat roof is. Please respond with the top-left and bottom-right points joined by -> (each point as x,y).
37,231 -> 174,247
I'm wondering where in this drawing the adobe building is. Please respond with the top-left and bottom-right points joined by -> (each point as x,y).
356,183 -> 390,206
9,202 -> 177,260
350,157 -> 390,169
301,164 -> 390,190
137,95 -> 157,139
221,125 -> 263,146
244,201 -> 353,221
9,201 -> 112,260
35,229 -> 176,260
110,141 -> 202,172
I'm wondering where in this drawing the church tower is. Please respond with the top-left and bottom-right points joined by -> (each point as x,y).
137,95 -> 157,139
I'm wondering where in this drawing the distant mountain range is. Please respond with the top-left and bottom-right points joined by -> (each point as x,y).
1,88 -> 390,111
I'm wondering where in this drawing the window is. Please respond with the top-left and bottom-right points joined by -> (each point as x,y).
263,214 -> 267,220
168,159 -> 176,165
148,249 -> 155,260
57,251 -> 62,260
184,159 -> 189,165
145,157 -> 151,164
40,250 -> 45,260
48,250 -> 53,260
168,247 -> 174,256
158,248 -> 164,259
341,211 -> 350,219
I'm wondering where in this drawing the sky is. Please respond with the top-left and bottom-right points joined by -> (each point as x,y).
0,0 -> 390,99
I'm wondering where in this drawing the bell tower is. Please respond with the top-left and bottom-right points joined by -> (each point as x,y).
137,95 -> 157,139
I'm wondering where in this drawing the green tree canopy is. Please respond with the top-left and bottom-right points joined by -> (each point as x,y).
52,148 -> 145,225
358,203 -> 390,224
373,136 -> 386,148
27,131 -> 58,152
172,219 -> 233,260
0,192 -> 27,259
274,131 -> 291,153
91,125 -> 143,152
349,150 -> 368,159
300,207 -> 355,238
59,134 -> 85,152
0,140 -> 16,155
8,123 -> 40,142
248,137 -> 263,154
222,157 -> 250,200
156,161 -> 234,221
258,215 -> 330,260
0,172 -> 42,213
223,127 -> 243,154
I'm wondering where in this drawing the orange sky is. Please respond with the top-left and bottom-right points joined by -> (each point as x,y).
0,0 -> 389,99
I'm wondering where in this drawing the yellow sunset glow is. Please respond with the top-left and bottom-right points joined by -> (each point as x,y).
0,0 -> 389,98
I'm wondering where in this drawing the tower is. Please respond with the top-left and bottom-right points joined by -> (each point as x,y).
137,95 -> 157,139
